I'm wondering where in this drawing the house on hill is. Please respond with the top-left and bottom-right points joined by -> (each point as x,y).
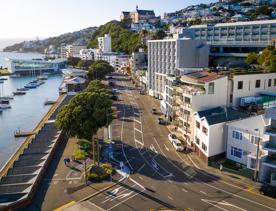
120,6 -> 156,23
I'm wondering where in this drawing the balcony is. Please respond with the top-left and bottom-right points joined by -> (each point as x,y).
181,85 -> 206,96
265,126 -> 276,136
263,155 -> 276,168
264,141 -> 276,153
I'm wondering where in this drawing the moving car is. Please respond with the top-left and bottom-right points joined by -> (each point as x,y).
172,139 -> 184,151
157,117 -> 167,125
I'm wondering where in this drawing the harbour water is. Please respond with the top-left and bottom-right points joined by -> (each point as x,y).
0,52 -> 63,168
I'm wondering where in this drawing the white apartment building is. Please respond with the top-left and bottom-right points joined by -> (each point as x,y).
229,73 -> 276,107
194,107 -> 251,163
163,71 -> 228,145
226,115 -> 269,174
148,37 -> 209,98
79,49 -> 94,60
61,45 -> 86,58
98,34 -> 112,53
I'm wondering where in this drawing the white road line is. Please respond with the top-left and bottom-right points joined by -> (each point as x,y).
135,138 -> 144,146
168,179 -> 173,184
134,128 -> 142,133
168,196 -> 173,200
164,144 -> 169,151
200,191 -> 207,195
86,201 -> 106,211
204,183 -> 276,211
201,199 -> 228,211
182,188 -> 188,193
102,184 -> 136,203
138,176 -> 143,180
134,118 -> 141,124
137,164 -> 146,172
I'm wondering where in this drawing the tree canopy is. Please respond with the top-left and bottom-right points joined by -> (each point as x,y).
87,20 -> 143,54
67,57 -> 81,67
56,91 -> 113,140
77,60 -> 94,70
88,60 -> 114,80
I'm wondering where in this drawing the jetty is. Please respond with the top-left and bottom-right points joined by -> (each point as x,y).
14,132 -> 36,138
0,94 -> 72,210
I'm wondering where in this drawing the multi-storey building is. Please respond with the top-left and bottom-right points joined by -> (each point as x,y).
79,49 -> 94,60
98,34 -> 112,53
148,37 -> 209,98
61,45 -> 86,58
182,20 -> 276,65
260,108 -> 276,186
121,6 -> 156,23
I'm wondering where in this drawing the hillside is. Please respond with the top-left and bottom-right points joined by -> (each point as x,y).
87,20 -> 144,54
3,27 -> 97,53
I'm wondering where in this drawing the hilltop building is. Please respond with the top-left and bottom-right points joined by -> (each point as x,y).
121,6 -> 156,23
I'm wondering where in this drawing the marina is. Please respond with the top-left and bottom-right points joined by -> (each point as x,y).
0,51 -> 63,168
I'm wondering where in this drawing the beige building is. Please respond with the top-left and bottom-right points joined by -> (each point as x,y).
121,6 -> 156,23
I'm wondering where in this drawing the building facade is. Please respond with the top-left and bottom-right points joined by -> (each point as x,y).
148,38 -> 209,98
98,34 -> 112,53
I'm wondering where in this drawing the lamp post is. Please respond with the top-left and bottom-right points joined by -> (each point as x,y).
254,128 -> 261,182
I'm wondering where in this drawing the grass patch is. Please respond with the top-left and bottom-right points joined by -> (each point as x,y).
87,163 -> 114,181
73,145 -> 85,160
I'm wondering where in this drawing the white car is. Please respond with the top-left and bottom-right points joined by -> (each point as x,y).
172,139 -> 184,151
168,133 -> 178,144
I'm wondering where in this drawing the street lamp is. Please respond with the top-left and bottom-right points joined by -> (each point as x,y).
254,128 -> 261,182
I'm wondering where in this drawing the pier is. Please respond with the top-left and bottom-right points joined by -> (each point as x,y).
14,132 -> 36,138
0,94 -> 72,210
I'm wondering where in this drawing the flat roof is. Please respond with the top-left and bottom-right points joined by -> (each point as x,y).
181,71 -> 225,83
197,107 -> 250,126
189,19 -> 276,29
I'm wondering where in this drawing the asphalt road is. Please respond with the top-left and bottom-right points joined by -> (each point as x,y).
88,72 -> 276,211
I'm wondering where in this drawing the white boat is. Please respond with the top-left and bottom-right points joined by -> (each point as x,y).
0,96 -> 14,100
0,99 -> 11,109
37,75 -> 48,80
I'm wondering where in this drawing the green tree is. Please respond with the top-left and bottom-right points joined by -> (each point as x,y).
245,52 -> 259,65
77,60 -> 94,70
153,30 -> 167,40
88,61 -> 114,80
56,91 -> 113,163
270,55 -> 276,72
85,80 -> 111,96
67,57 -> 81,67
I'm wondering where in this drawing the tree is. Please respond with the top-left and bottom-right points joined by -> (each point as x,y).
85,80 -> 111,96
245,52 -> 259,65
56,91 -> 113,164
67,57 -> 81,67
153,30 -> 167,40
88,61 -> 114,80
270,55 -> 276,72
77,60 -> 94,70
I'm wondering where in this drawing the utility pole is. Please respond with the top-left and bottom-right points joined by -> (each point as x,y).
254,128 -> 261,181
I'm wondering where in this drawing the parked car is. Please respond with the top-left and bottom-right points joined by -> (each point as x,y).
111,94 -> 118,101
168,133 -> 178,143
139,90 -> 145,95
172,139 -> 184,151
158,118 -> 167,125
259,184 -> 276,198
151,108 -> 157,114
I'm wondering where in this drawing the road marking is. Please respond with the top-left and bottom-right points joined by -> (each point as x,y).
135,138 -> 144,146
200,191 -> 207,195
202,199 -> 247,211
134,128 -> 142,133
134,118 -> 141,124
164,144 -> 169,151
150,144 -> 158,154
204,183 -> 276,211
168,196 -> 173,200
86,201 -> 106,211
102,184 -> 136,203
137,164 -> 146,172
168,179 -> 173,184
139,176 -> 143,180
182,188 -> 188,192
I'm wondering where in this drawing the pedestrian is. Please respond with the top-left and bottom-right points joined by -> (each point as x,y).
64,157 -> 68,166
175,126 -> 177,131
67,158 -> 71,166
220,164 -> 223,172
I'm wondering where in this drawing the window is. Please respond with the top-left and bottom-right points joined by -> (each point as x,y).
250,158 -> 257,169
251,136 -> 262,145
232,130 -> 242,140
202,126 -> 208,135
202,142 -> 207,152
268,79 -> 272,87
196,121 -> 200,129
231,147 -> 242,158
238,81 -> 243,90
208,82 -> 214,94
274,79 -> 276,86
255,80 -> 261,88
195,136 -> 200,145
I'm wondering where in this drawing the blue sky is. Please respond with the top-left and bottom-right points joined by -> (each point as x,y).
0,0 -> 216,39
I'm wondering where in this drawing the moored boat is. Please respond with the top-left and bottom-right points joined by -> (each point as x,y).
17,88 -> 29,91
13,91 -> 26,96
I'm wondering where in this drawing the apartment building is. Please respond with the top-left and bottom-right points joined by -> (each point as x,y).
162,71 -> 228,145
229,72 -> 276,107
194,107 -> 251,163
182,20 -> 276,65
60,45 -> 86,58
79,49 -> 94,60
148,37 -> 209,98
260,108 -> 276,186
98,34 -> 112,53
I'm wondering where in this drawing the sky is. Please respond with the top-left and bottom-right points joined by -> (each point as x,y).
0,0 -> 216,39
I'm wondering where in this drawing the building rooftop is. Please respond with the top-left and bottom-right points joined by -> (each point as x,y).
197,107 -> 250,126
181,71 -> 225,84
136,9 -> 155,16
189,19 -> 276,29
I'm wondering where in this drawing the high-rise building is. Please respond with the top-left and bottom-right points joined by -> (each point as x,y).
98,34 -> 112,53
